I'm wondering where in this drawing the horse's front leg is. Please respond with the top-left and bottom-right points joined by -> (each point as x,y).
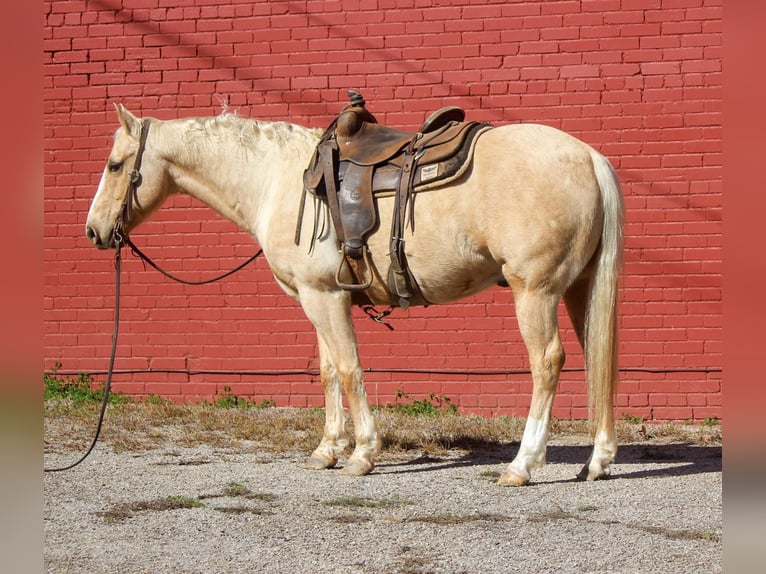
301,289 -> 381,476
304,337 -> 348,470
337,359 -> 380,476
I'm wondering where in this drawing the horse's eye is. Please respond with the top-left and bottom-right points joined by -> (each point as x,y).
108,161 -> 123,173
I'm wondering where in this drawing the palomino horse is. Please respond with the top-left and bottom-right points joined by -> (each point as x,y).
85,104 -> 623,486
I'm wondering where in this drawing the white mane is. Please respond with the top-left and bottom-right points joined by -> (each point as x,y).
176,111 -> 320,161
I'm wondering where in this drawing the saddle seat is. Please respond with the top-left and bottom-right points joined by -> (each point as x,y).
336,105 -> 468,166
299,90 -> 492,308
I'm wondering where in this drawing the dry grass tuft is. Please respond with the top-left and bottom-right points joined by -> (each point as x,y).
44,400 -> 721,460
98,495 -> 203,522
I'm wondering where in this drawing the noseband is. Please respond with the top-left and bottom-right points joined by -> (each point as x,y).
114,118 -> 152,246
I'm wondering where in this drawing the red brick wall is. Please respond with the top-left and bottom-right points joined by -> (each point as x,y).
44,0 -> 722,421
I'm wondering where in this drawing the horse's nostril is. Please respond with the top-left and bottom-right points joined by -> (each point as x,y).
85,226 -> 99,245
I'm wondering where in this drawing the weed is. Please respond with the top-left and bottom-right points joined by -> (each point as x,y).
222,481 -> 251,497
165,495 -> 203,508
220,482 -> 277,502
620,413 -> 644,424
207,386 -> 276,410
703,416 -> 719,427
44,363 -> 129,406
144,394 -> 171,406
380,389 -> 459,417
697,530 -> 722,542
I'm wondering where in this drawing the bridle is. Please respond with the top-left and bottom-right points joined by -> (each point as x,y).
114,118 -> 263,283
114,118 -> 153,246
44,117 -> 262,472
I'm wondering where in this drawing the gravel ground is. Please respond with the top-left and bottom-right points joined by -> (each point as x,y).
44,435 -> 721,574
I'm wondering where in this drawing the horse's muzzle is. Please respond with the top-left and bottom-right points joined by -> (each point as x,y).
85,225 -> 113,250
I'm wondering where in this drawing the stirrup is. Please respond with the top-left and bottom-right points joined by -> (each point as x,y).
335,247 -> 374,291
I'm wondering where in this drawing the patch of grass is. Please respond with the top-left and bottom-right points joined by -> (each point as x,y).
408,512 -> 509,525
478,469 -> 502,481
381,389 -> 459,417
521,507 -> 721,545
331,514 -> 373,524
696,530 -> 722,542
144,394 -> 172,406
206,386 -> 276,410
396,552 -> 435,574
99,495 -> 203,522
247,492 -> 278,502
377,410 -> 524,456
218,482 -> 277,502
620,413 -> 644,424
323,495 -> 411,509
44,363 -> 129,406
577,504 -> 599,512
215,505 -> 273,516
222,481 -> 251,497
528,509 -> 578,523
197,482 -> 278,516
633,524 -> 722,543
615,419 -> 722,445
165,495 -> 203,508
45,395 -> 720,459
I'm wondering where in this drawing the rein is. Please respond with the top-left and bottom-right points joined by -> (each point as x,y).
45,117 -> 262,472
121,233 -> 262,285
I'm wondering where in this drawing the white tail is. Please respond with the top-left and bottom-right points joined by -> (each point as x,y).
586,150 -> 624,435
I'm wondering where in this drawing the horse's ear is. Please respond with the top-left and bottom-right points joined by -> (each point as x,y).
113,103 -> 142,139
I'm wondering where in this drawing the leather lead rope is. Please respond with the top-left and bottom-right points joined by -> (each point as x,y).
44,243 -> 123,472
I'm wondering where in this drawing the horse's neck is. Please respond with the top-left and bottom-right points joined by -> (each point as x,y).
159,117 -> 319,236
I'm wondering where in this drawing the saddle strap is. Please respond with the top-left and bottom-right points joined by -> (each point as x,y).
388,138 -> 426,308
320,139 -> 344,246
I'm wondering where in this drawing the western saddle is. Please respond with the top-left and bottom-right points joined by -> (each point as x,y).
298,90 -> 492,308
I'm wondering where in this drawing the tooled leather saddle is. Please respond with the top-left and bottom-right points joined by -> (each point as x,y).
298,90 -> 492,308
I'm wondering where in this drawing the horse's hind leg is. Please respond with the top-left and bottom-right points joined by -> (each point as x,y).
563,274 -> 589,350
498,288 -> 564,487
300,289 -> 380,476
564,273 -> 617,481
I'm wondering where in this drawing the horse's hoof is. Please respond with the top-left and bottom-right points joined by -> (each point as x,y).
303,455 -> 336,471
497,469 -> 530,487
339,459 -> 374,476
577,462 -> 611,481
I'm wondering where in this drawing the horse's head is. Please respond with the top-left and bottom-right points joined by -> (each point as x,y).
85,104 -> 169,249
